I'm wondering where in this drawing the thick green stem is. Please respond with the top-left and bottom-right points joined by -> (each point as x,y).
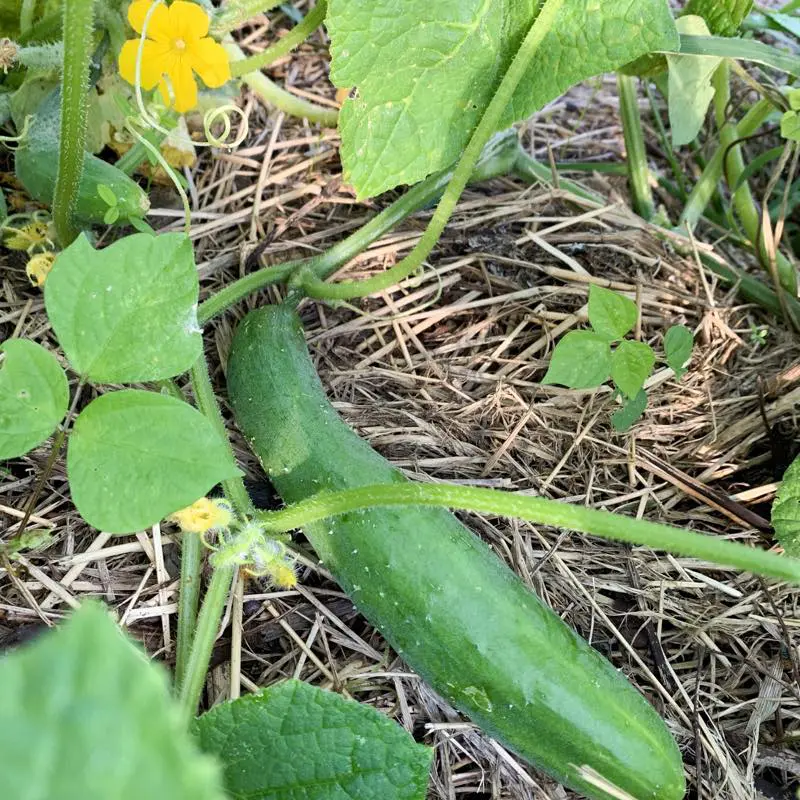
174,532 -> 203,692
178,564 -> 235,722
617,73 -> 655,220
298,0 -> 566,301
230,0 -> 327,78
713,63 -> 797,297
681,97 -> 773,230
53,0 -> 95,247
225,40 -> 338,126
196,131 -> 522,324
211,0 -> 283,36
189,356 -> 253,515
257,483 -> 800,584
512,151 -> 605,204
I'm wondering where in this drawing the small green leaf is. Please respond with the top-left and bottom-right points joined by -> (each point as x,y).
612,389 -> 648,431
667,16 -> 723,147
611,340 -> 655,399
781,110 -> 800,143
194,680 -> 432,800
773,456 -> 800,557
542,331 -> 612,390
682,0 -> 753,36
0,339 -> 68,460
664,325 -> 694,378
103,206 -> 120,225
67,389 -> 242,533
587,285 -> 638,341
45,233 -> 202,383
96,183 -> 118,208
129,216 -> 157,235
0,602 -> 225,800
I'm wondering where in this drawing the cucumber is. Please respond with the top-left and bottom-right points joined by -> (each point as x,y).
13,87 -> 149,226
226,305 -> 685,800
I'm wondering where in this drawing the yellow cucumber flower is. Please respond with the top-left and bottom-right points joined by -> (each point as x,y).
26,251 -> 57,287
169,497 -> 233,533
119,0 -> 231,114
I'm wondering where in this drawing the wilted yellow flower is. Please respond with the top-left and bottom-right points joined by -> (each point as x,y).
26,252 -> 56,287
3,221 -> 51,252
270,561 -> 298,588
169,497 -> 233,533
119,0 -> 231,114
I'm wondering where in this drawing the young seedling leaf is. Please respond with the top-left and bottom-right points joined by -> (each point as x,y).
327,0 -> 678,198
773,456 -> 800,557
611,340 -> 655,399
612,389 -> 648,432
683,0 -> 754,36
194,680 -> 432,800
0,602 -> 225,800
766,12 -> 800,39
45,233 -> 202,383
67,389 -> 242,533
664,325 -> 694,378
0,339 -> 68,460
542,331 -> 612,390
667,16 -> 723,147
587,285 -> 638,341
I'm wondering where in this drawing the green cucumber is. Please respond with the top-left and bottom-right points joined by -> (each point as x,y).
226,305 -> 685,800
13,88 -> 149,226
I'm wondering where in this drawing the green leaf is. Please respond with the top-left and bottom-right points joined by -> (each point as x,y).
542,330 -> 612,389
682,0 -> 753,36
45,233 -> 202,383
0,339 -> 68,460
103,206 -> 120,225
96,183 -> 118,208
194,679 -> 432,800
587,285 -> 638,340
327,0 -> 678,198
664,325 -> 694,378
611,340 -> 655,399
781,110 -> 800,143
67,389 -> 242,533
612,388 -> 648,431
773,456 -> 800,557
0,602 -> 225,800
766,12 -> 800,39
667,16 -> 723,147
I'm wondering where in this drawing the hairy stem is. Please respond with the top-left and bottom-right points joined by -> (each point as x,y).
197,131 -> 522,323
225,40 -> 338,126
617,73 -> 655,220
298,0 -> 567,300
174,532 -> 203,692
257,483 -> 800,584
178,564 -> 235,722
53,0 -> 95,246
230,0 -> 327,78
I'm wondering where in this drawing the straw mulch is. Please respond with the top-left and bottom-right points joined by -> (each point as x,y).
2,10 -> 800,799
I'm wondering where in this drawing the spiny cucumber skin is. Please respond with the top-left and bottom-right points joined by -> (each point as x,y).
14,145 -> 149,225
227,306 -> 685,800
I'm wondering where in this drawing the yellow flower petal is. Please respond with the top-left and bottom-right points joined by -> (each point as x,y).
161,60 -> 197,112
127,0 -> 171,42
168,0 -> 209,42
26,252 -> 56,287
118,38 -> 170,90
187,37 -> 231,88
168,497 -> 232,533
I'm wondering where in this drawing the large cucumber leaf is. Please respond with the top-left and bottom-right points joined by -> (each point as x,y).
194,679 -> 432,800
774,455 -> 800,557
683,0 -> 753,36
0,603 -> 225,800
327,0 -> 678,198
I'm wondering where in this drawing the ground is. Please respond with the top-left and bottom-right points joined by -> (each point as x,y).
1,4 -> 800,799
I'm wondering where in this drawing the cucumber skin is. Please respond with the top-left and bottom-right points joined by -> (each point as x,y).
14,145 -> 149,225
227,306 -> 685,800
